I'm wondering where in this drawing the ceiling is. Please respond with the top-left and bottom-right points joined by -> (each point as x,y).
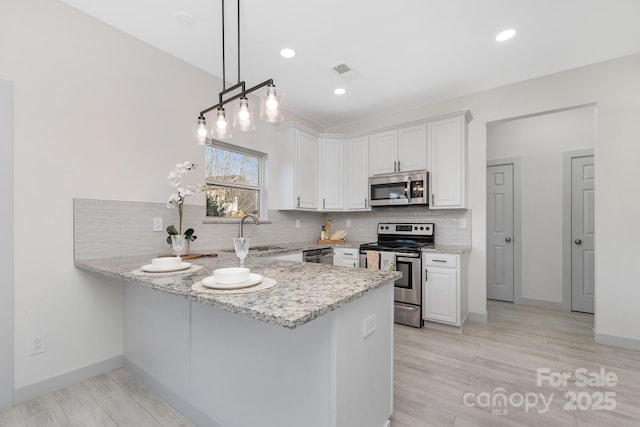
61,0 -> 640,129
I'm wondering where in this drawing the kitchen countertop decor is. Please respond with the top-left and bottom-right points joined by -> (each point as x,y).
75,252 -> 400,329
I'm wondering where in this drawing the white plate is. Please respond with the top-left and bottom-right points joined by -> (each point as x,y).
141,262 -> 192,273
202,273 -> 263,290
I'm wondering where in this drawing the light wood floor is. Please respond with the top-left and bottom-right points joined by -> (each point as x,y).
391,300 -> 640,427
2,301 -> 640,427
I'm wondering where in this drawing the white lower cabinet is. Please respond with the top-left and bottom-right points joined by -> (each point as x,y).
423,253 -> 468,326
333,247 -> 359,268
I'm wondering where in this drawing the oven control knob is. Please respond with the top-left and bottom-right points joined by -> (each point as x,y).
420,226 -> 424,230
385,226 -> 389,230
414,226 -> 418,230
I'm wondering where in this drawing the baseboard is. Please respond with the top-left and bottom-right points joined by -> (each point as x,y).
518,297 -> 566,311
468,311 -> 488,323
123,358 -> 217,427
595,332 -> 640,351
383,420 -> 391,427
14,355 -> 122,404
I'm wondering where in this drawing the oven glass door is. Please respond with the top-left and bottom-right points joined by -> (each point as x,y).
370,181 -> 408,204
394,256 -> 421,306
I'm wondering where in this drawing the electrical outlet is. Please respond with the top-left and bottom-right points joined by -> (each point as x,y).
153,217 -> 163,231
459,218 -> 467,229
363,314 -> 376,338
30,333 -> 46,356
295,219 -> 300,229
346,219 -> 352,228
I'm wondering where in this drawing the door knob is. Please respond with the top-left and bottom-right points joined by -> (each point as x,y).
505,237 -> 511,243
574,239 -> 582,245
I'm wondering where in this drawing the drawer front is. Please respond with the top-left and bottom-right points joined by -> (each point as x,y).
423,253 -> 458,268
341,249 -> 359,260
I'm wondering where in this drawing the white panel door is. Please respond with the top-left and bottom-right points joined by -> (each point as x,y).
571,155 -> 595,313
295,130 -> 318,209
397,125 -> 427,172
424,267 -> 458,324
487,164 -> 515,302
346,136 -> 369,210
320,139 -> 344,210
369,131 -> 397,175
0,80 -> 13,411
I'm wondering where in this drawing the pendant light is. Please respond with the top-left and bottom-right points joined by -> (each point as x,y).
196,0 -> 283,144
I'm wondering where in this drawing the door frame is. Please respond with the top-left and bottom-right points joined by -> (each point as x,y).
562,149 -> 595,312
0,79 -> 14,410
486,158 -> 522,303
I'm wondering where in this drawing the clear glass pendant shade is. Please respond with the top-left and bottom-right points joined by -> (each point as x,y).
233,97 -> 255,131
260,84 -> 284,123
196,116 -> 207,145
213,108 -> 232,139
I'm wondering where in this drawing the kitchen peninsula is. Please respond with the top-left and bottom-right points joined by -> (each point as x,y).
76,252 -> 400,427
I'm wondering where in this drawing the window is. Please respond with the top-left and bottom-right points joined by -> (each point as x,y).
205,141 -> 267,219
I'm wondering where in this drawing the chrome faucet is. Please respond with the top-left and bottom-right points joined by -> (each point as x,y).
239,214 -> 260,238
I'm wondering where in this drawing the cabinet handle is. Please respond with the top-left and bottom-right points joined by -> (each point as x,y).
431,194 -> 435,205
397,160 -> 400,171
432,259 -> 447,263
393,161 -> 398,172
323,198 -> 326,209
365,197 -> 368,208
297,196 -> 300,207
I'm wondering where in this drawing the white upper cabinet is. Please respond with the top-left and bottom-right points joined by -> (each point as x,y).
397,125 -> 428,172
295,130 -> 319,209
319,138 -> 344,210
369,125 -> 427,176
276,125 -> 318,210
369,131 -> 397,175
346,136 -> 370,210
428,112 -> 470,209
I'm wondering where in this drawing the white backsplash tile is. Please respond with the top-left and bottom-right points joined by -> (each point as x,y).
73,199 -> 471,261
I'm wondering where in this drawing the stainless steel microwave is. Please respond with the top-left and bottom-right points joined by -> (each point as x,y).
369,170 -> 429,206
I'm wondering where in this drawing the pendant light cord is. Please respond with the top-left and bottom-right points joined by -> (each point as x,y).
221,0 -> 226,92
237,0 -> 241,85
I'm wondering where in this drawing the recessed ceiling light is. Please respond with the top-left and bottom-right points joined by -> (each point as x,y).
280,48 -> 296,58
496,28 -> 516,42
175,11 -> 195,27
334,88 -> 346,95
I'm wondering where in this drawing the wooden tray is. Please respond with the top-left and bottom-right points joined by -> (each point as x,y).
317,239 -> 347,245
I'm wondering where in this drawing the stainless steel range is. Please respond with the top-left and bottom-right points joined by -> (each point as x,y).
359,223 -> 435,328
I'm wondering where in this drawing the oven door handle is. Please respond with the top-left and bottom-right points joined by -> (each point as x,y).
396,254 -> 420,260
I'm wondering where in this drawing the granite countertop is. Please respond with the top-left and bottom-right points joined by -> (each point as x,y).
213,240 -> 367,257
421,244 -> 472,254
75,252 -> 400,329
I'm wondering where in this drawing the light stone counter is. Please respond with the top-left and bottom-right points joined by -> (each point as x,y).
75,251 -> 400,329
421,244 -> 472,254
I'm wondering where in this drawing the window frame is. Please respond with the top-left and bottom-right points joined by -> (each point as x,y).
205,140 -> 269,221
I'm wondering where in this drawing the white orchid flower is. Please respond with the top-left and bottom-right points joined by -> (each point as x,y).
175,163 -> 187,174
183,161 -> 194,170
168,170 -> 182,187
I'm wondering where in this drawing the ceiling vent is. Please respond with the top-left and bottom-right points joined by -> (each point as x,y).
333,63 -> 361,81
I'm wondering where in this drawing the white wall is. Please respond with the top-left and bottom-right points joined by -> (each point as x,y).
487,106 -> 596,303
0,0 -> 311,390
0,80 -> 14,410
327,53 -> 640,342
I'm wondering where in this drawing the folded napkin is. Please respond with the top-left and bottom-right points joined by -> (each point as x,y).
366,251 -> 380,270
380,252 -> 396,272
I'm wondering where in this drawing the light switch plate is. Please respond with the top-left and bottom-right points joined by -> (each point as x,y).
153,217 -> 164,231
363,314 -> 376,338
295,219 -> 300,229
346,219 -> 352,228
459,218 -> 467,229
